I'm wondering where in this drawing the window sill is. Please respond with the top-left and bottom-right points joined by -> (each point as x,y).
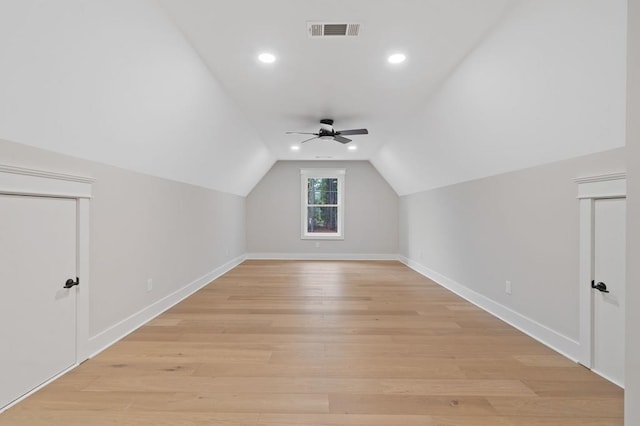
301,234 -> 344,240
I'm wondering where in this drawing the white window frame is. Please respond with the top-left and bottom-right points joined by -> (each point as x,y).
301,168 -> 345,240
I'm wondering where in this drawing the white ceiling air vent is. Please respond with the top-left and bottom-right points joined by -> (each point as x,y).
307,22 -> 361,37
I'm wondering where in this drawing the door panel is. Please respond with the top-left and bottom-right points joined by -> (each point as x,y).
592,197 -> 626,386
0,195 -> 77,408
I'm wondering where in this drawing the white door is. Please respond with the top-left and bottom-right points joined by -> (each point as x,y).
592,197 -> 626,386
0,194 -> 77,408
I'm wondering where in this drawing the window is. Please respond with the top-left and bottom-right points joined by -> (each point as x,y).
301,168 -> 345,239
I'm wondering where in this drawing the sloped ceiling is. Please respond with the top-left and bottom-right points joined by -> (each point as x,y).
159,0 -> 516,187
160,0 -> 627,195
373,0 -> 627,194
0,0 -> 275,196
0,1 -> 626,196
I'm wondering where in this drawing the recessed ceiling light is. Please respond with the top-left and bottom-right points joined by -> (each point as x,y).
388,53 -> 406,64
258,52 -> 276,63
348,145 -> 357,151
290,145 -> 300,151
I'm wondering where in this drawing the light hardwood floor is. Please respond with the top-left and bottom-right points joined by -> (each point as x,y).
0,260 -> 623,425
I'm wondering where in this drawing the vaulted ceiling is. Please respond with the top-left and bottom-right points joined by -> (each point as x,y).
160,0 -> 626,195
160,0 -> 514,161
0,1 -> 627,196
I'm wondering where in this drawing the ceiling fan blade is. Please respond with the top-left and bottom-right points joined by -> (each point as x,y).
300,136 -> 319,144
286,132 -> 319,135
334,135 -> 352,144
336,128 -> 368,136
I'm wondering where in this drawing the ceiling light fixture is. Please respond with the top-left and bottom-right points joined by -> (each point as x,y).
388,53 -> 406,64
258,52 -> 276,63
290,145 -> 300,151
348,145 -> 357,151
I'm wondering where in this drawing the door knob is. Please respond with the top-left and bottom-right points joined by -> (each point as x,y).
591,280 -> 610,293
64,277 -> 79,289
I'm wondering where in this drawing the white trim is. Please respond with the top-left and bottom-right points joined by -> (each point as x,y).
576,173 -> 627,375
301,168 -> 346,240
76,199 -> 91,361
0,164 -> 94,198
87,254 -> 246,358
300,234 -> 345,240
592,368 -> 625,389
578,198 -> 594,367
575,172 -> 626,199
0,163 -> 93,410
0,164 -> 95,183
246,252 -> 400,261
574,172 -> 626,184
399,256 -> 581,361
0,363 -> 78,414
299,168 -> 347,177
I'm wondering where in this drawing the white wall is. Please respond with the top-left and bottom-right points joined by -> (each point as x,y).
1,138 -> 245,349
626,1 -> 640,423
373,0 -> 627,195
399,148 -> 625,354
0,0 -> 274,196
247,161 -> 399,257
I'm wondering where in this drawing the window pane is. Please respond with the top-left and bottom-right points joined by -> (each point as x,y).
307,206 -> 338,233
307,178 -> 338,205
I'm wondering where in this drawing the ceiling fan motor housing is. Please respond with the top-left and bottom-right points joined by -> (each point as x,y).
320,118 -> 334,132
319,128 -> 335,137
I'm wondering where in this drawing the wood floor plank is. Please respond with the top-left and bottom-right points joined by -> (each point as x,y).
128,392 -> 330,414
523,380 -> 624,398
257,413 -> 439,425
83,376 -> 535,398
513,354 -> 578,367
487,396 -> 623,418
328,394 -> 498,416
0,260 -> 623,424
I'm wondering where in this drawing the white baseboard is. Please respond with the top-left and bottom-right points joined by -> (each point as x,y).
591,368 -> 624,388
0,363 -> 78,414
87,254 -> 246,358
246,252 -> 400,261
398,255 -> 580,362
86,253 -> 580,364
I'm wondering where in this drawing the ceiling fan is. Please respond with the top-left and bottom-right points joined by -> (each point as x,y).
286,119 -> 368,144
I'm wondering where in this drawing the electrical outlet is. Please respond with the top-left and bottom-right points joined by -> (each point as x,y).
225,247 -> 230,256
315,242 -> 320,248
505,280 -> 512,295
147,278 -> 153,292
